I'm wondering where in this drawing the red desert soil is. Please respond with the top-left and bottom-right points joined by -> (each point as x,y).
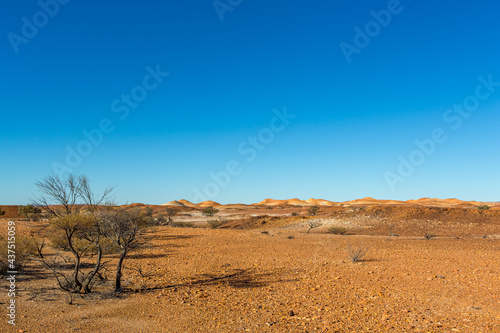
1,201 -> 500,332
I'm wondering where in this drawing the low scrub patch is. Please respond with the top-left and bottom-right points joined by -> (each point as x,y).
171,221 -> 194,228
327,226 -> 348,235
207,217 -> 228,229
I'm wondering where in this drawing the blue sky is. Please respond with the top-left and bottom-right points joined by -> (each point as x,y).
1,0 -> 499,205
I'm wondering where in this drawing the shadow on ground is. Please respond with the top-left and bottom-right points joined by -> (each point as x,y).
129,267 -> 297,293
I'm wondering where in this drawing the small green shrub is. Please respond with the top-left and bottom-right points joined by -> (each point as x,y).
202,206 -> 219,217
478,205 -> 490,210
327,226 -> 347,235
291,212 -> 298,216
18,205 -> 42,220
308,206 -> 319,216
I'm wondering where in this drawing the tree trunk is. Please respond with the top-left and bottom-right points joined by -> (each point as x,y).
71,254 -> 81,291
66,232 -> 82,292
81,245 -> 102,294
115,249 -> 127,292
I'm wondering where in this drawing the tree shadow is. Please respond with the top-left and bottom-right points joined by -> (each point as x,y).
140,234 -> 198,242
127,267 -> 295,293
127,252 -> 172,259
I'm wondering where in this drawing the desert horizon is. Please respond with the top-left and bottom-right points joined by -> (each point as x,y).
2,189 -> 500,332
3,0 -> 500,332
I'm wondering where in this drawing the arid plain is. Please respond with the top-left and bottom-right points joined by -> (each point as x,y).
1,197 -> 500,332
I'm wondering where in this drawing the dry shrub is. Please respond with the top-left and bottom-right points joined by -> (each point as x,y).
423,232 -> 436,240
327,226 -> 348,235
347,243 -> 369,263
171,221 -> 194,228
0,235 -> 39,274
208,217 -> 228,229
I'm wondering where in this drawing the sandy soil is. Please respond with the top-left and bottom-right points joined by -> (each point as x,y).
1,204 -> 500,332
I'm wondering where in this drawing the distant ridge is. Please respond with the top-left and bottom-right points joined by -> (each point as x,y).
197,200 -> 222,207
155,197 -> 495,209
178,199 -> 200,208
162,200 -> 185,207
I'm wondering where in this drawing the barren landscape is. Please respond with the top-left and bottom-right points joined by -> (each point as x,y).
1,198 -> 500,332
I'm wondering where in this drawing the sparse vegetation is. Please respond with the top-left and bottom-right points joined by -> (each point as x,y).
165,207 -> 178,224
306,221 -> 322,233
291,212 -> 299,216
202,206 -> 220,217
208,217 -> 227,229
18,204 -> 42,220
0,208 -> 5,216
386,233 -> 399,241
32,174 -> 115,294
101,209 -> 145,292
327,226 -> 348,235
144,206 -> 154,217
0,235 -> 39,274
424,232 -> 436,240
478,205 -> 490,210
308,206 -> 320,216
171,221 -> 194,228
347,243 -> 369,263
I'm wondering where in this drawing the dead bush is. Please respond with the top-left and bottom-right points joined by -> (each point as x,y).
347,243 -> 369,263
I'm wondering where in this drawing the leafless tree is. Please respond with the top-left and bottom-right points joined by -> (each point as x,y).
306,221 -> 322,233
102,209 -> 143,292
32,174 -> 113,294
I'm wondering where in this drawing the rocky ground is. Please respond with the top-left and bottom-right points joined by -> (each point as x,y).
1,204 -> 500,332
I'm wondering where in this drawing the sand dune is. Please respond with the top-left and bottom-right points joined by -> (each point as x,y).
177,199 -> 199,208
161,201 -> 185,207
306,198 -> 337,206
197,200 -> 222,207
250,197 -> 490,208
254,198 -> 316,206
406,198 -> 481,207
155,197 -> 494,211
254,199 -> 288,206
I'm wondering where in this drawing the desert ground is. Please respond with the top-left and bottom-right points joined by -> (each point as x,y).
1,198 -> 500,332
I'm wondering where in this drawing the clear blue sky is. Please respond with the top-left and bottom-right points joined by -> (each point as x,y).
1,0 -> 499,205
